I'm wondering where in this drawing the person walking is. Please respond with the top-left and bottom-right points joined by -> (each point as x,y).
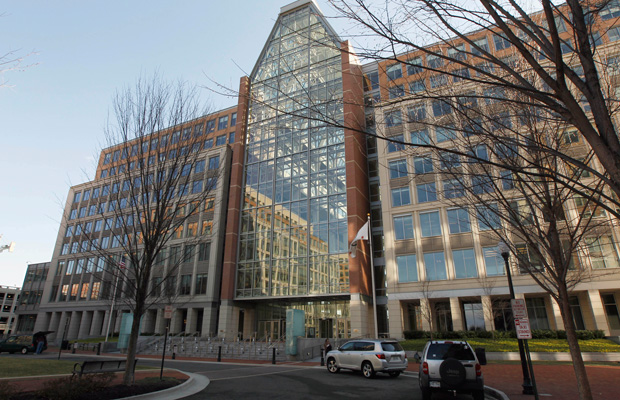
324,338 -> 332,354
35,335 -> 45,355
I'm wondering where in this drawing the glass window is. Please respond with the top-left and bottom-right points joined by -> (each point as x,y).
409,79 -> 425,93
180,274 -> 192,295
195,160 -> 206,174
526,298 -> 550,329
385,110 -> 402,127
436,125 -> 457,142
387,134 -> 405,152
230,112 -> 237,127
216,135 -> 227,146
394,215 -> 414,240
204,138 -> 214,149
471,37 -> 489,56
389,84 -> 405,99
477,203 -> 501,231
195,274 -> 208,295
417,182 -> 437,203
386,63 -> 403,81
420,210 -> 441,237
463,302 -> 485,330
389,159 -> 408,179
209,156 -> 220,170
432,100 -> 452,117
587,236 -> 620,269
192,180 -> 203,194
229,132 -> 235,143
410,129 -> 430,145
206,119 -> 215,133
601,0 -> 620,20
427,54 -> 443,69
73,192 -> 81,203
447,208 -> 471,233
103,153 -> 111,165
453,248 -> 478,278
430,75 -> 448,88
483,246 -> 505,276
364,71 -> 379,91
414,156 -> 433,174
397,254 -> 418,282
493,34 -> 512,51
569,296 -> 586,330
407,56 -> 423,75
407,104 -> 426,122
391,187 -> 411,207
601,294 -> 620,330
218,115 -> 229,130
424,251 -> 447,280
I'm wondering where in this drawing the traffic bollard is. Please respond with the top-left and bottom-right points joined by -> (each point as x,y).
272,347 -> 276,364
217,346 -> 222,362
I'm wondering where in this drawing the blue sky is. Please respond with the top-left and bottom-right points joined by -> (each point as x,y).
0,0 -> 351,286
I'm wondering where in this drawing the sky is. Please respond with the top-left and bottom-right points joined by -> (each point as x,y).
0,0 -> 353,287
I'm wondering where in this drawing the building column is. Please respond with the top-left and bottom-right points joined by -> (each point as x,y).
349,294 -> 371,338
186,308 -> 198,334
78,311 -> 93,339
217,299 -> 237,340
450,297 -> 464,331
481,296 -> 495,331
420,298 -> 432,331
90,311 -> 104,336
67,311 -> 81,340
142,309 -> 156,334
32,312 -> 51,334
387,300 -> 404,339
170,309 -> 183,334
155,309 -> 166,335
48,312 -> 61,341
548,297 -> 565,330
586,290 -> 610,335
55,312 -> 71,345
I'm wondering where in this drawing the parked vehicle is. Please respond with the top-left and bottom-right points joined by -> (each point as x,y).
326,339 -> 408,378
0,331 -> 51,354
416,340 -> 486,400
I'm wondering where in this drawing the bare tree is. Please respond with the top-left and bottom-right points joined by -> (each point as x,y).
477,276 -> 511,339
1,13 -> 37,88
330,0 -> 620,209
66,75 -> 224,384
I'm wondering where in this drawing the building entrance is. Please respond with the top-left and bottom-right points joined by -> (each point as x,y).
258,319 -> 284,340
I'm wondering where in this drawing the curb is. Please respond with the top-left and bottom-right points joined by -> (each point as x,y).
118,369 -> 209,400
485,385 -> 510,400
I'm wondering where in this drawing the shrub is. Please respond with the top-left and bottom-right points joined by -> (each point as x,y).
39,373 -> 113,400
556,330 -> 567,339
476,330 -> 493,339
531,329 -> 557,339
403,330 -> 428,339
575,330 -> 595,340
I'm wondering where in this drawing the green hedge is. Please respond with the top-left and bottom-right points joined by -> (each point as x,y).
402,329 -> 605,340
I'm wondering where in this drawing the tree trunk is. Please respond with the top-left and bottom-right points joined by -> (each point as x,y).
556,288 -> 593,400
122,305 -> 144,385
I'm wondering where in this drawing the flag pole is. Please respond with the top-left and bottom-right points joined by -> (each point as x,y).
367,213 -> 378,339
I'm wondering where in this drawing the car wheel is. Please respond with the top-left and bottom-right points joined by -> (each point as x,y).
439,358 -> 466,388
326,357 -> 340,373
20,347 -> 28,355
361,361 -> 375,379
472,389 -> 485,400
388,371 -> 401,378
421,387 -> 432,400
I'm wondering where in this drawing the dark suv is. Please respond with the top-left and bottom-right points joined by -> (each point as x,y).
416,340 -> 486,400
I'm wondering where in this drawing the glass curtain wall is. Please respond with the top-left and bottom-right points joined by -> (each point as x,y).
236,6 -> 349,299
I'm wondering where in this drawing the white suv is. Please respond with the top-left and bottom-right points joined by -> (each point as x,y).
326,339 -> 408,378
417,340 -> 486,400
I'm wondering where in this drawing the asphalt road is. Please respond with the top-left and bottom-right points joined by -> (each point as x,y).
6,353 -> 481,399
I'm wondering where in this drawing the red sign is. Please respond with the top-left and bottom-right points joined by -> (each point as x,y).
515,318 -> 532,339
164,305 -> 173,319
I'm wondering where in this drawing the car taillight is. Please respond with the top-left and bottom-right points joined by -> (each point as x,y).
376,353 -> 386,359
422,362 -> 429,375
476,363 -> 481,377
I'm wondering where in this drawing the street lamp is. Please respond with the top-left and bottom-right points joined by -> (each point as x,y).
497,240 -> 534,395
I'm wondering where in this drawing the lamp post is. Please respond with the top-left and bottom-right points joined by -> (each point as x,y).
498,240 -> 534,395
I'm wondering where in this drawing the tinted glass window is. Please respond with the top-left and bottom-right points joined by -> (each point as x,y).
355,341 -> 375,351
427,343 -> 475,360
340,342 -> 355,351
381,342 -> 403,351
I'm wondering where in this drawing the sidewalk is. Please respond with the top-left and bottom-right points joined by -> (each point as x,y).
481,363 -> 620,400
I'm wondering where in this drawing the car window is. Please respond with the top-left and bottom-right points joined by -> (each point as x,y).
381,342 -> 403,352
340,342 -> 355,351
354,342 -> 375,351
427,343 -> 475,360
6,337 -> 17,343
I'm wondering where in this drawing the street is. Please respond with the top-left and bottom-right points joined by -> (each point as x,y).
2,353 -> 483,399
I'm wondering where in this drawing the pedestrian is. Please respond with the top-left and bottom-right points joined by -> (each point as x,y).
35,335 -> 45,355
324,338 -> 332,354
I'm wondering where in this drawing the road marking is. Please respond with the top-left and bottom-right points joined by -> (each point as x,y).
207,368 -> 308,381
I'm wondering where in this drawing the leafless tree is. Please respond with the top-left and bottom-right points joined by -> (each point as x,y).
65,75 -> 224,384
1,13 -> 37,88
330,0 -> 620,214
476,276 -> 511,339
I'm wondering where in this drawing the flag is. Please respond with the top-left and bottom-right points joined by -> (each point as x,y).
119,256 -> 126,269
349,221 -> 369,258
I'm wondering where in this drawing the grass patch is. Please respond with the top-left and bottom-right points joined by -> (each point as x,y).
70,336 -> 118,344
0,358 -> 77,377
401,338 -> 620,352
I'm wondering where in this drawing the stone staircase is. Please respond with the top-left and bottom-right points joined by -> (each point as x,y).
137,335 -> 289,362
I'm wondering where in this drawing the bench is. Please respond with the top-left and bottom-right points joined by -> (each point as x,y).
72,359 -> 137,379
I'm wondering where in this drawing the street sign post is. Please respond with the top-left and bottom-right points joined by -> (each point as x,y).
511,299 -> 528,319
515,318 -> 532,340
164,305 -> 173,319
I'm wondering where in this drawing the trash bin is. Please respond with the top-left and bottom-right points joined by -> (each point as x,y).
61,340 -> 70,350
